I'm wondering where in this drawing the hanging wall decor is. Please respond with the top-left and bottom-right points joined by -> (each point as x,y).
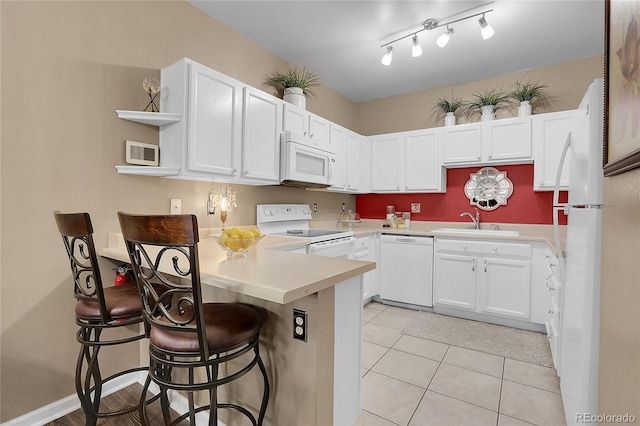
464,167 -> 513,211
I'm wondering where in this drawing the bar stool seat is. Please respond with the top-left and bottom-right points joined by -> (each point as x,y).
54,211 -> 164,426
75,282 -> 142,319
118,212 -> 270,426
150,303 -> 262,353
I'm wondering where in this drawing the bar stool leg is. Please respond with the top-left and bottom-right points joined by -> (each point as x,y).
209,363 -> 219,426
75,329 -> 96,426
257,349 -> 270,426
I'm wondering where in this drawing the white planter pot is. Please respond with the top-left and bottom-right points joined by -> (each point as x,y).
518,100 -> 532,117
481,105 -> 495,121
283,87 -> 306,110
444,112 -> 456,126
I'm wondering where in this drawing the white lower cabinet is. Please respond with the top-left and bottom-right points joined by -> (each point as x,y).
479,257 -> 531,319
355,234 -> 377,304
432,253 -> 476,310
434,238 -> 532,321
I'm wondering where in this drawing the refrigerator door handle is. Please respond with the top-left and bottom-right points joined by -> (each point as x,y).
553,131 -> 572,208
553,206 -> 566,284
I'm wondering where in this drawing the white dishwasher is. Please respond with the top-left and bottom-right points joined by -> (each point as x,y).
379,233 -> 434,307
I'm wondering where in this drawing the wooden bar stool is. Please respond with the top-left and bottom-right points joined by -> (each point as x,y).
53,211 -> 163,425
118,212 -> 270,426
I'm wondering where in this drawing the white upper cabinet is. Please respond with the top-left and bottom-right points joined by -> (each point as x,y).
370,133 -> 404,192
283,103 -> 332,152
442,117 -> 532,167
370,129 -> 445,193
442,123 -> 483,165
329,128 -> 364,193
241,87 -> 283,184
157,58 -> 281,185
405,128 -> 445,192
329,124 -> 348,188
186,61 -> 242,177
532,110 -> 577,191
345,131 -> 361,192
483,117 -> 532,163
160,58 -> 242,181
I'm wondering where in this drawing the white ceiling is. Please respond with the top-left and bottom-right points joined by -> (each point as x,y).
189,0 -> 604,103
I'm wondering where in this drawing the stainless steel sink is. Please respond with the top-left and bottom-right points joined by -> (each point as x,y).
432,228 -> 520,237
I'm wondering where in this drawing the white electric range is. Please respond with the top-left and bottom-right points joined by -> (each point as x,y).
256,204 -> 355,258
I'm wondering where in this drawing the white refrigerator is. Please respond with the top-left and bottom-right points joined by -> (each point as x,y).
553,78 -> 604,425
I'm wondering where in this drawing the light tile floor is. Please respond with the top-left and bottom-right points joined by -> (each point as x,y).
358,302 -> 566,426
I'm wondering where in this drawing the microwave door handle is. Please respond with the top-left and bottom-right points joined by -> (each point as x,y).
328,156 -> 333,182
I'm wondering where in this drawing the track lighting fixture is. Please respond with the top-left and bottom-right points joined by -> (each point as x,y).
478,14 -> 495,40
381,45 -> 394,65
380,8 -> 494,65
411,35 -> 422,57
436,26 -> 454,48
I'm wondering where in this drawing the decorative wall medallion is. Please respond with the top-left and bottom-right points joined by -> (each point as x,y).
464,167 -> 513,211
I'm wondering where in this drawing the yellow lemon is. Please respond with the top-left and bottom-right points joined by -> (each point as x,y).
225,235 -> 242,251
250,227 -> 261,237
241,236 -> 255,250
219,235 -> 229,246
228,227 -> 242,237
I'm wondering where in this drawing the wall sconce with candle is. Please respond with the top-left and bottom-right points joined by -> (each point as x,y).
207,185 -> 237,230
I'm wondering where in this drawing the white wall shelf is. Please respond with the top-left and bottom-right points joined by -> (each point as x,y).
115,165 -> 180,176
115,110 -> 181,126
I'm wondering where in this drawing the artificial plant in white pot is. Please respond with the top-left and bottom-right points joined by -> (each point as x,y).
466,88 -> 511,121
510,79 -> 552,116
265,66 -> 319,110
433,96 -> 466,126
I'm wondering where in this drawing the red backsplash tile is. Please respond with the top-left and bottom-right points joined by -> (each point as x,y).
356,164 -> 568,225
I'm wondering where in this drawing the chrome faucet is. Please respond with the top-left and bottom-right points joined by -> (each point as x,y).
460,208 -> 481,230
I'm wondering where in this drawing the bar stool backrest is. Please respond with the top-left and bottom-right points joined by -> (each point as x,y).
117,212 -> 210,359
54,211 -> 109,323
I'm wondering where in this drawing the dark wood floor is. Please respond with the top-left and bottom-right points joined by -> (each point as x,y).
45,383 -> 185,426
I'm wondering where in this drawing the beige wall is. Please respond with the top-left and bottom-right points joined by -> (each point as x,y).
599,169 -> 640,420
0,1 -> 355,421
356,55 -> 604,136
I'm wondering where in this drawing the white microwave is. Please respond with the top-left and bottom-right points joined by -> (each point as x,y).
280,132 -> 335,188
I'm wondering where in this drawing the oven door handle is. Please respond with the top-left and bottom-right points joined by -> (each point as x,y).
308,237 -> 354,253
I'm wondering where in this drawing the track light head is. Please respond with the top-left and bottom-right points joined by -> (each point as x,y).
478,15 -> 495,40
436,26 -> 455,48
411,35 -> 423,57
381,45 -> 394,66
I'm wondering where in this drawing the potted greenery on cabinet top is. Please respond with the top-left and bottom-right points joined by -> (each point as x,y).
433,96 -> 466,126
510,79 -> 552,116
466,88 -> 512,121
265,66 -> 320,110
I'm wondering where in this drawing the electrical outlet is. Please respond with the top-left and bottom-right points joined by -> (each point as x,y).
341,203 -> 346,212
170,199 -> 182,215
293,309 -> 307,342
313,203 -> 317,213
411,203 -> 421,213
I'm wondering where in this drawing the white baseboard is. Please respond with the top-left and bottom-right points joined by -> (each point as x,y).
3,372 -> 224,426
2,373 -> 138,426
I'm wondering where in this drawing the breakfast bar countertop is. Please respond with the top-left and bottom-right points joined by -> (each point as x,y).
99,233 -> 375,305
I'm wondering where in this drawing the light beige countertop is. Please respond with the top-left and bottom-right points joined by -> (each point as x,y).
99,232 -> 375,305
312,219 -> 565,250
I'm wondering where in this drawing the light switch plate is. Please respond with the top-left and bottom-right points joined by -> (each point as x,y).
411,203 -> 421,213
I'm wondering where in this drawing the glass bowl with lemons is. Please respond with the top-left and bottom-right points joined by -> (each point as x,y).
213,227 -> 264,258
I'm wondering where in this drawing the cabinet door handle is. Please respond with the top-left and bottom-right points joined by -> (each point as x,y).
484,259 -> 487,272
471,259 -> 476,271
